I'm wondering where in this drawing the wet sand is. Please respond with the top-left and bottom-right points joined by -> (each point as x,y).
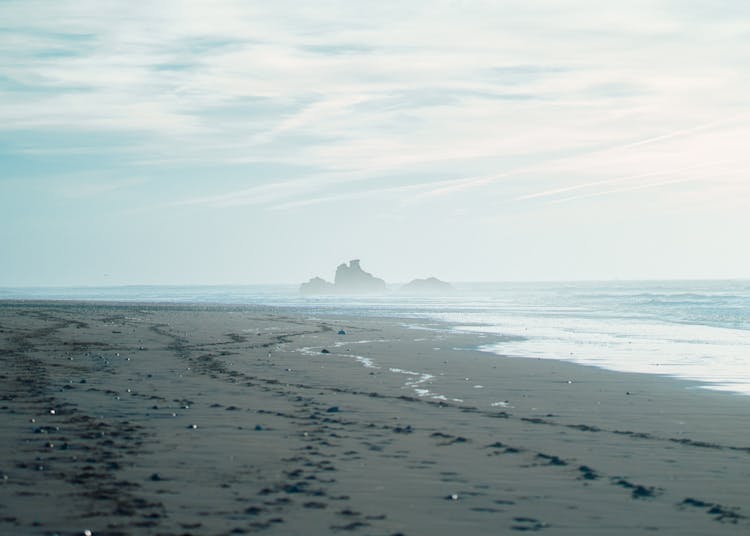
0,301 -> 748,535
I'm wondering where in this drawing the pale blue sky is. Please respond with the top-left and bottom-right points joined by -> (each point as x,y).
1,1 -> 749,285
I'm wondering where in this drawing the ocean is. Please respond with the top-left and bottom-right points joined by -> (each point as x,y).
3,280 -> 749,396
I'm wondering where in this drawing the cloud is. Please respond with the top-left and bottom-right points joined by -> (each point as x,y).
63,177 -> 148,198
545,166 -> 750,206
516,159 -> 741,202
268,181 -> 433,211
2,0 -> 750,216
604,115 -> 750,153
171,177 -> 330,208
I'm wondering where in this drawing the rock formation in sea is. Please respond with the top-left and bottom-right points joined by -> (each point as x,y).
299,276 -> 335,295
334,259 -> 386,294
400,277 -> 454,294
300,259 -> 386,295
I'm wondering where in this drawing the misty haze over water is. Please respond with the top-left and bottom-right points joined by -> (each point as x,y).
4,280 -> 749,395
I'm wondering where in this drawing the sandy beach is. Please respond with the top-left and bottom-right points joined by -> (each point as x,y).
0,301 -> 748,535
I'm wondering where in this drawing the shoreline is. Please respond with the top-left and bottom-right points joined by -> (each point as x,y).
1,301 -> 748,535
5,297 -> 750,401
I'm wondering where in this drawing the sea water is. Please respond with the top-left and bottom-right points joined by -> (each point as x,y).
3,280 -> 749,395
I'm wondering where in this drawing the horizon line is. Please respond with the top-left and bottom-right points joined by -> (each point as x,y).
2,277 -> 750,290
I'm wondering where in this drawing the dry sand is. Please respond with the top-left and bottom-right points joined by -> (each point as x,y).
0,301 -> 748,535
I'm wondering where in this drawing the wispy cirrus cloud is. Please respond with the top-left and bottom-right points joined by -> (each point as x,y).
3,1 -> 750,284
268,181 -> 436,211
516,159 -> 742,202
545,166 -> 750,206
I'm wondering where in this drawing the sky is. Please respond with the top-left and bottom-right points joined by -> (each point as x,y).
1,1 -> 749,286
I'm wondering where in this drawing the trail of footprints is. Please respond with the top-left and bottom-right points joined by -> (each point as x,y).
0,312 -> 167,534
2,307 -> 747,535
160,319 -> 748,532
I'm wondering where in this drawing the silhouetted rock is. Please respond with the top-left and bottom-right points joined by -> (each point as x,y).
300,276 -> 335,295
400,277 -> 453,294
334,260 -> 386,294
301,260 -> 386,295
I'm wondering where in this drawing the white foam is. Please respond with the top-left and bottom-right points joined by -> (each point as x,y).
388,367 -> 457,401
352,355 -> 378,369
491,401 -> 512,408
333,339 -> 391,347
440,313 -> 750,396
297,346 -> 379,370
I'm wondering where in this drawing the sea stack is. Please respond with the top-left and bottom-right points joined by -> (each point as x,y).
299,277 -> 335,295
333,260 -> 386,294
400,277 -> 454,295
300,259 -> 386,295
